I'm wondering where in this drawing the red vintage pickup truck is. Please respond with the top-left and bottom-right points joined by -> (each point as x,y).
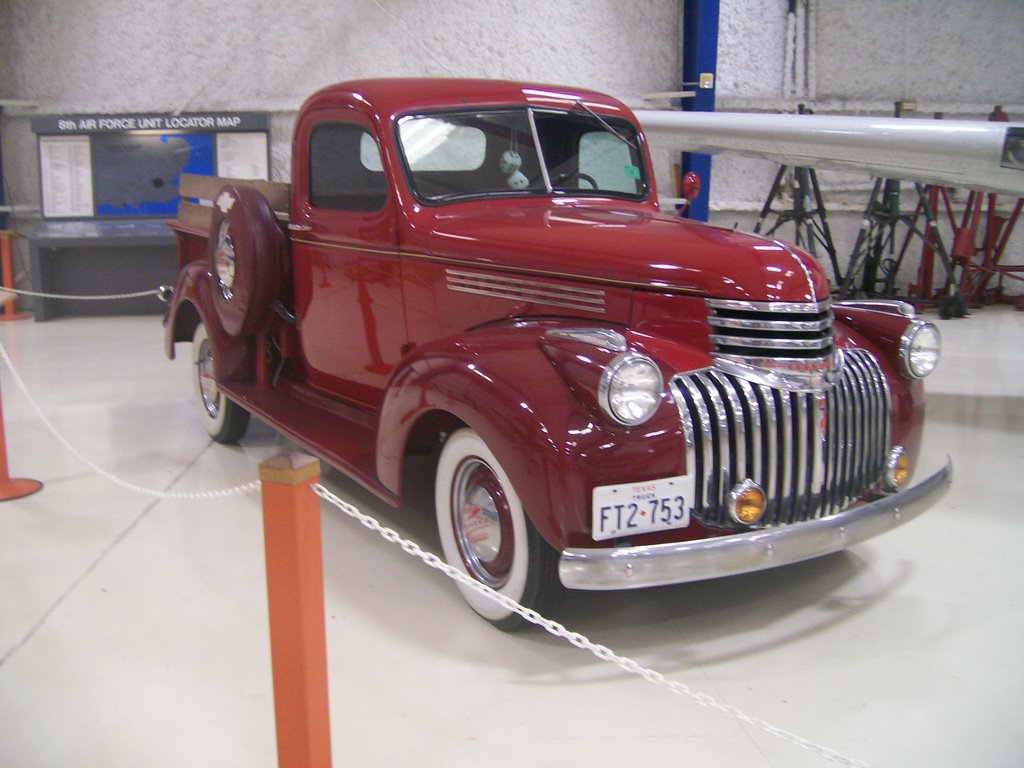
165,78 -> 951,629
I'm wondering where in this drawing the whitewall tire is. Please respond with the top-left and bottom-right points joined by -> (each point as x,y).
435,428 -> 561,630
192,323 -> 250,444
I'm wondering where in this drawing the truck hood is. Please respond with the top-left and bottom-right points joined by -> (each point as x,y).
421,203 -> 830,302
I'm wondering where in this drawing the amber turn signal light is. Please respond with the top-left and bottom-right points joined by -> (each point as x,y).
729,479 -> 766,526
885,446 -> 909,491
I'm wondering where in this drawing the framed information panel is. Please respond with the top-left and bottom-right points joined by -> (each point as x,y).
32,112 -> 270,219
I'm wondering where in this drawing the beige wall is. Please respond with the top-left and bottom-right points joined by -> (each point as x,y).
2,0 -> 1023,289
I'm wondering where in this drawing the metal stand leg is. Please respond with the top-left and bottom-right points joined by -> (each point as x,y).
913,183 -> 967,318
839,179 -> 884,300
840,179 -> 966,317
754,163 -> 841,287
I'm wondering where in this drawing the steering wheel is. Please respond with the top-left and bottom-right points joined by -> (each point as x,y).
552,171 -> 598,190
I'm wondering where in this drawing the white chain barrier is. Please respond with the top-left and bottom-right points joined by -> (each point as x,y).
1,284 -> 864,765
0,337 -> 258,499
2,286 -> 164,301
311,482 -> 869,768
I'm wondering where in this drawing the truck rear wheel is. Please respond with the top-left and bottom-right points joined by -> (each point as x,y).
193,323 -> 250,444
435,428 -> 562,630
209,185 -> 284,337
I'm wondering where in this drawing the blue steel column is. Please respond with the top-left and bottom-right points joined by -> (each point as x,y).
681,0 -> 719,222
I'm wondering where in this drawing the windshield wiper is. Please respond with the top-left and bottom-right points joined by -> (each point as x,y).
428,189 -> 536,204
573,100 -> 638,150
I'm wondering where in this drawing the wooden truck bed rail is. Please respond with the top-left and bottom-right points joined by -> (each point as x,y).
170,173 -> 291,237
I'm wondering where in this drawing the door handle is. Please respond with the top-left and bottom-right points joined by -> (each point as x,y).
288,223 -> 312,232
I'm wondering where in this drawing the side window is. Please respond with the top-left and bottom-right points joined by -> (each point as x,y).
579,131 -> 642,194
309,123 -> 387,211
398,118 -> 487,171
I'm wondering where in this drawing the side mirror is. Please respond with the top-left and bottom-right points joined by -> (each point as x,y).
681,171 -> 701,203
674,170 -> 702,214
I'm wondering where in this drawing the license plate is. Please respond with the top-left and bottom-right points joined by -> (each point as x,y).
591,475 -> 692,542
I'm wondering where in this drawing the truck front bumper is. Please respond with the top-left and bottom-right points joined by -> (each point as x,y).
559,459 -> 952,591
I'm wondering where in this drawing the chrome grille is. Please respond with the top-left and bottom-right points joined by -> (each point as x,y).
671,349 -> 891,528
707,298 -> 835,361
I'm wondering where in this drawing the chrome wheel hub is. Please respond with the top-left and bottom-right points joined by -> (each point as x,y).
452,458 -> 512,587
214,221 -> 236,301
197,340 -> 220,418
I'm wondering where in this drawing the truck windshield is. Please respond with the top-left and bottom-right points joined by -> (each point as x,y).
396,108 -> 647,204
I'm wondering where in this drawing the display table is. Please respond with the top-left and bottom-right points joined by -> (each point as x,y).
28,220 -> 177,321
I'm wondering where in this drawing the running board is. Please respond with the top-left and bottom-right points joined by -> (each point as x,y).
220,379 -> 399,506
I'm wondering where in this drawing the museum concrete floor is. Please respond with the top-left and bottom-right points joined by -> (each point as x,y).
0,305 -> 1021,768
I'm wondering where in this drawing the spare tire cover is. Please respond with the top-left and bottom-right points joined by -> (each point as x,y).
208,185 -> 285,337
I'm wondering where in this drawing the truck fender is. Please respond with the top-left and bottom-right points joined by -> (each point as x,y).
164,260 -> 255,384
376,324 -> 687,550
164,260 -> 206,359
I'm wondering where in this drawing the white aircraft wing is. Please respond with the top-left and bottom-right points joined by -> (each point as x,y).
634,110 -> 1024,197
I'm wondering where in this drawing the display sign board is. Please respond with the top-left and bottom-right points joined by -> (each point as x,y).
32,112 -> 270,219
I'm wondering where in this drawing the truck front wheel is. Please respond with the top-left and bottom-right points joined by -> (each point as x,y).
192,323 -> 251,444
435,428 -> 562,630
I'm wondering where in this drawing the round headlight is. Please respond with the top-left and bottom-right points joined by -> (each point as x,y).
598,352 -> 664,426
901,321 -> 942,378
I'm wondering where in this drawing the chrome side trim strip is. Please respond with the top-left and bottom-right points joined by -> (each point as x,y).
559,459 -> 952,591
544,327 -> 627,352
446,268 -> 606,313
835,299 -> 916,317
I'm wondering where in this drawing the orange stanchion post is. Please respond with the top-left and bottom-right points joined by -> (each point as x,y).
258,453 -> 332,768
0,377 -> 43,501
0,231 -> 30,321
0,290 -> 43,501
